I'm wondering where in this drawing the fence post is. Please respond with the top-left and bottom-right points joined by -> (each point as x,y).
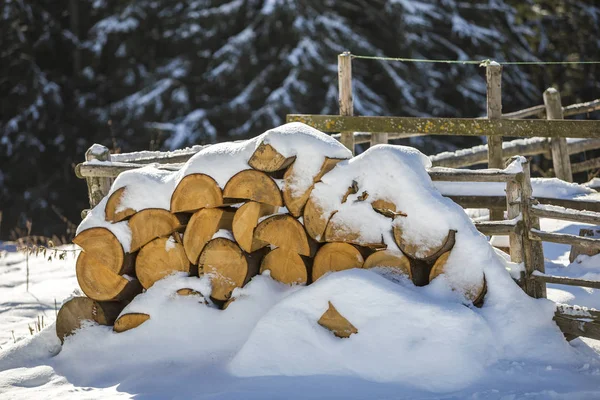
543,88 -> 573,182
338,52 -> 355,154
486,62 -> 503,220
84,144 -> 112,209
506,159 -> 524,279
520,159 -> 547,298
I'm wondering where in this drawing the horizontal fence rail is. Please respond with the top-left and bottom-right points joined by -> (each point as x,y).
286,115 -> 600,138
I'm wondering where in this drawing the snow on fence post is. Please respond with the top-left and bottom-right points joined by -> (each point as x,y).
338,52 -> 355,154
486,62 -> 504,221
519,159 -> 547,298
505,158 -> 525,279
544,88 -> 573,182
84,144 -> 112,209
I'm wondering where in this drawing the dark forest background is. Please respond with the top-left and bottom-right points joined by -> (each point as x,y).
1,0 -> 600,240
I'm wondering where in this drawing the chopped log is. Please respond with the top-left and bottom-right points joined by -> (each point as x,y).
56,297 -> 123,343
105,187 -> 136,222
283,157 -> 344,217
260,248 -> 309,285
76,252 -> 142,302
429,251 -> 486,303
72,227 -> 125,273
341,180 -> 359,204
254,214 -> 311,256
223,170 -> 283,207
324,217 -> 386,249
198,238 -> 263,301
113,313 -> 150,333
183,208 -> 235,264
176,288 -> 203,297
312,242 -> 364,281
318,301 -> 358,338
136,237 -> 191,289
232,202 -> 278,253
371,199 -> 407,219
170,173 -> 223,213
129,208 -> 187,252
248,142 -> 296,172
363,250 -> 411,278
303,199 -> 334,242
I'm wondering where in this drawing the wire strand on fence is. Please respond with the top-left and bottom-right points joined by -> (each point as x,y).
349,54 -> 600,66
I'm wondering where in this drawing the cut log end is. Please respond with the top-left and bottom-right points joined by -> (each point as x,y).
76,252 -> 142,302
56,297 -> 123,343
260,248 -> 309,285
312,242 -> 364,282
232,202 -> 277,253
113,313 -> 150,333
199,238 -> 250,301
363,250 -> 411,278
317,301 -> 358,338
136,237 -> 191,289
254,214 -> 310,256
170,173 -> 223,213
223,170 -> 283,207
72,227 -> 125,273
105,187 -> 136,222
303,199 -> 333,242
248,142 -> 295,172
184,208 -> 235,264
129,208 -> 186,252
324,218 -> 385,249
429,251 -> 486,304
394,228 -> 457,262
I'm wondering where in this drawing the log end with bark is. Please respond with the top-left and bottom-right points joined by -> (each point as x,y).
129,208 -> 187,252
113,313 -> 150,333
105,187 -> 136,222
170,173 -> 223,213
136,237 -> 191,289
72,227 -> 125,273
56,297 -> 123,343
232,202 -> 277,253
254,214 -> 310,256
303,199 -> 333,242
248,142 -> 295,172
312,242 -> 364,281
363,250 -> 411,278
184,207 -> 235,264
260,248 -> 309,285
223,170 -> 283,207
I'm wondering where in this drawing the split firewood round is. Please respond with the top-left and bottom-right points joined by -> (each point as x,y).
248,142 -> 296,172
170,173 -> 223,213
136,237 -> 191,289
283,157 -> 344,217
393,227 -> 456,260
183,207 -> 235,264
76,251 -> 142,302
113,313 -> 150,333
56,297 -> 124,343
105,187 -> 136,222
232,202 -> 278,253
198,238 -> 261,301
72,227 -> 126,273
363,250 -> 411,278
324,217 -> 386,249
254,214 -> 311,256
317,301 -> 358,338
303,199 -> 334,242
129,208 -> 187,252
260,248 -> 309,285
312,242 -> 364,282
223,170 -> 283,207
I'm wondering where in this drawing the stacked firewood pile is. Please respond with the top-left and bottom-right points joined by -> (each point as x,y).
57,130 -> 485,343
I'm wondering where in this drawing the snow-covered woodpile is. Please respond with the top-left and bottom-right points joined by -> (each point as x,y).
57,123 -> 487,342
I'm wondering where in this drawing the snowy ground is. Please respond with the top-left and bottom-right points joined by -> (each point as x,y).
2,219 -> 600,399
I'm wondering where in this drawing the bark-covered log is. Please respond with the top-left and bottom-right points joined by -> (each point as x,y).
56,297 -> 124,343
170,173 -> 223,213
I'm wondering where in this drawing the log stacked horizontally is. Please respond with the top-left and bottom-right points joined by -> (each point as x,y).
60,128 -> 486,343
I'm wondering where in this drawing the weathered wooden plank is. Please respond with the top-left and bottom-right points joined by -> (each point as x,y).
428,167 -> 518,182
556,303 -> 600,319
75,161 -> 182,178
338,52 -> 354,154
536,197 -> 600,213
486,63 -> 504,221
443,195 -> 507,210
474,220 -> 519,235
532,273 -> 600,290
84,145 -> 112,208
531,204 -> 600,225
571,157 -> 600,174
530,229 -> 600,250
544,88 -> 573,182
506,158 -> 525,266
285,115 -> 600,138
563,98 -> 600,117
554,314 -> 600,341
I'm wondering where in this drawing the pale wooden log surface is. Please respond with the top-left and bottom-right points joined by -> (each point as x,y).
506,178 -> 524,266
338,52 -> 354,154
473,219 -> 519,235
428,167 -> 518,182
531,272 -> 600,290
544,88 -> 573,182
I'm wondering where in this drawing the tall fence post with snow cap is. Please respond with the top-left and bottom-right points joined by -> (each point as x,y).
486,61 -> 503,220
544,88 -> 573,182
84,144 -> 112,209
505,157 -> 525,274
338,52 -> 355,154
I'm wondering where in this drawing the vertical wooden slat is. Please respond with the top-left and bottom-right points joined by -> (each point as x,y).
370,132 -> 389,146
544,88 -> 573,182
85,145 -> 112,208
486,62 -> 503,220
338,52 -> 355,154
520,159 -> 547,298
506,159 -> 524,268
